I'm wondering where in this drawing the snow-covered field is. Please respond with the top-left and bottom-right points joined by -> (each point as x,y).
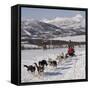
21,46 -> 86,82
50,35 -> 85,42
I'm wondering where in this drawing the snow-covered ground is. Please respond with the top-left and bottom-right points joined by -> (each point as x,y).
21,44 -> 39,48
50,35 -> 85,42
21,45 -> 86,82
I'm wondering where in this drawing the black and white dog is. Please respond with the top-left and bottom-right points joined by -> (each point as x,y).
38,60 -> 48,67
24,65 -> 36,73
48,60 -> 57,67
34,63 -> 44,75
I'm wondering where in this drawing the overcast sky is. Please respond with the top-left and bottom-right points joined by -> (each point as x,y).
21,7 -> 85,20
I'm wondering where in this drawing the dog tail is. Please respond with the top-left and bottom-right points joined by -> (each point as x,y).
24,65 -> 28,68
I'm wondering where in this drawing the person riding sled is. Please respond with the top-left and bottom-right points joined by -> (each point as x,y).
65,40 -> 75,58
68,46 -> 75,56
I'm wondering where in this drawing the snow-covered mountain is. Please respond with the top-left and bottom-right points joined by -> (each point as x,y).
43,14 -> 85,29
21,19 -> 64,39
21,14 -> 85,40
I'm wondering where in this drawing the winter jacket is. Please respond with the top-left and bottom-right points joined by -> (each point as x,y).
68,47 -> 74,55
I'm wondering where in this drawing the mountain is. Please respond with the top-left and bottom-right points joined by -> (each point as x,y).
43,14 -> 85,29
21,19 -> 64,40
21,14 -> 85,41
43,14 -> 85,35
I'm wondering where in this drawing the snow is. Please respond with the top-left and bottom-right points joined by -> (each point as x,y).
50,35 -> 85,42
22,44 -> 39,48
42,14 -> 85,32
24,30 -> 31,36
21,46 -> 86,82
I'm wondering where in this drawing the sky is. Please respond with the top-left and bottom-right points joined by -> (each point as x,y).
21,7 -> 85,20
